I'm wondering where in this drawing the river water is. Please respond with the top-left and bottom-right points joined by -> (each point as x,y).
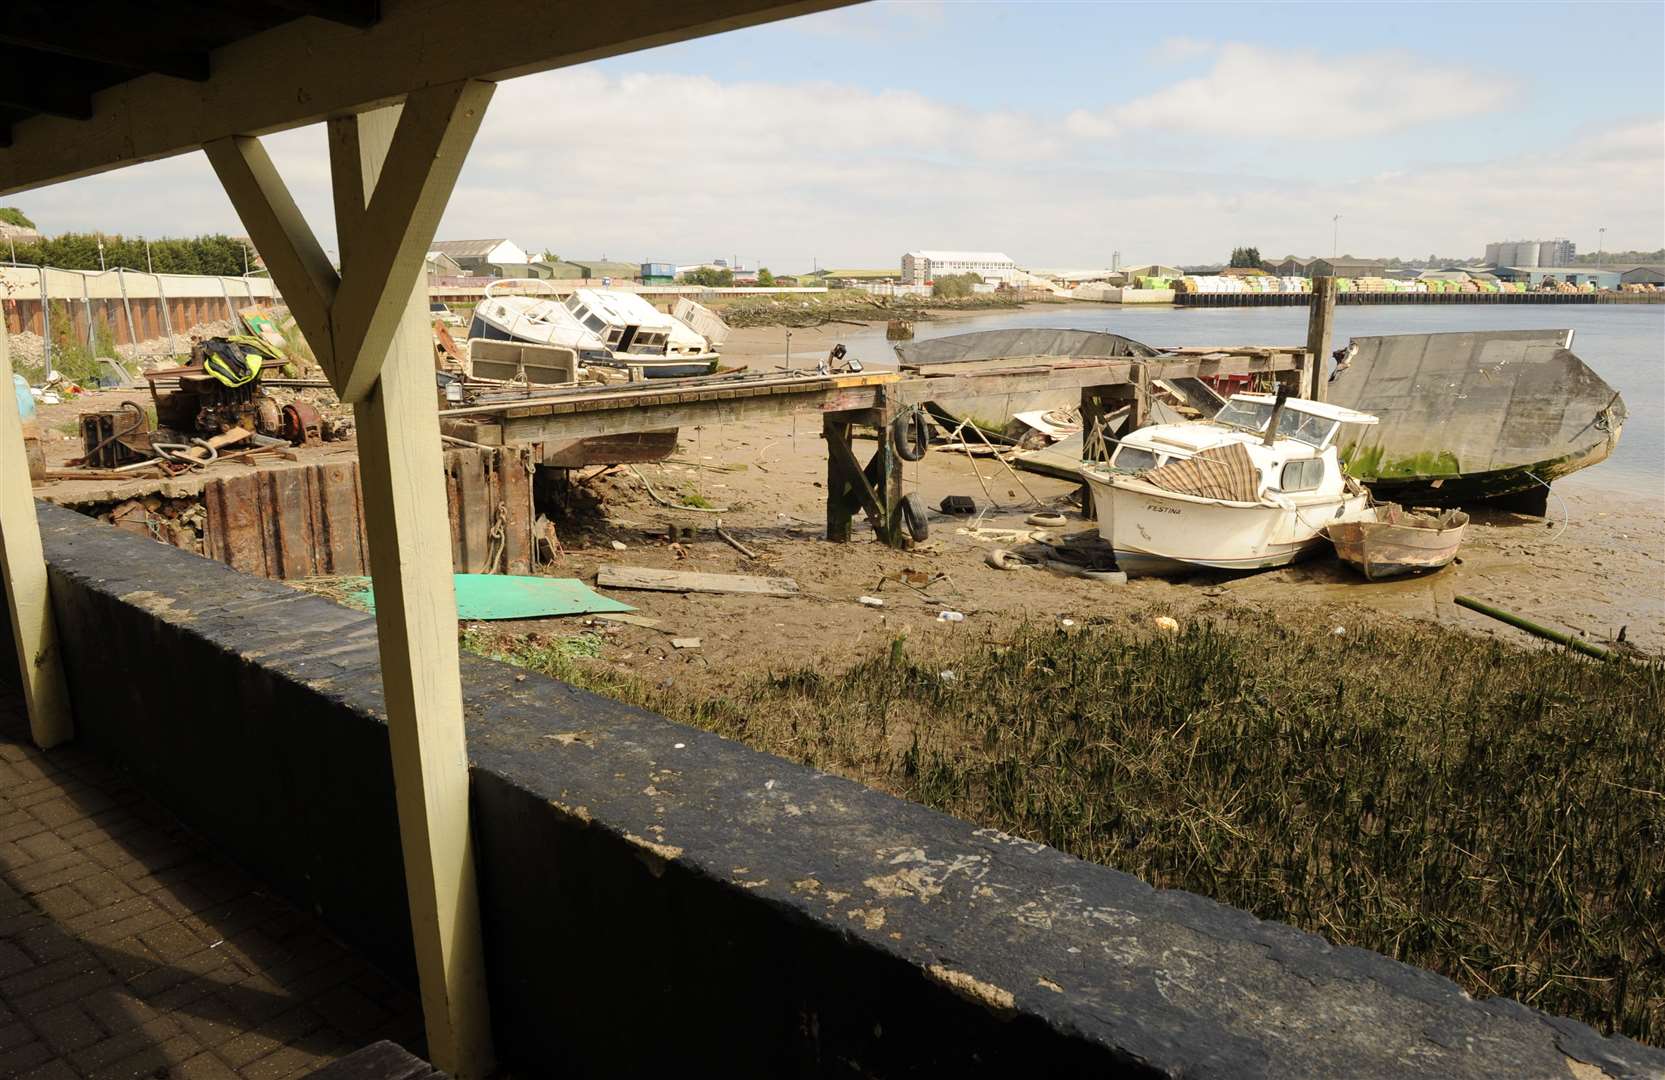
824,303 -> 1663,493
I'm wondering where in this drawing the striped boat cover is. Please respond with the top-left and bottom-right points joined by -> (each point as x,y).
1140,442 -> 1260,502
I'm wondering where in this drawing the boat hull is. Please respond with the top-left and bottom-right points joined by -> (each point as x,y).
1331,330 -> 1625,505
1326,512 -> 1467,581
1084,470 -> 1365,574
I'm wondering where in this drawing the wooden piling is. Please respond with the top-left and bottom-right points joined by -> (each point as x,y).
1304,276 -> 1337,402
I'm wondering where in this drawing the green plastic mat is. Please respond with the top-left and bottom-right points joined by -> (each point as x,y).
347,574 -> 634,621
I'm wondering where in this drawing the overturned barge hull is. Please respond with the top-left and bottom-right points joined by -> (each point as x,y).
894,329 -> 1163,433
1327,330 -> 1625,512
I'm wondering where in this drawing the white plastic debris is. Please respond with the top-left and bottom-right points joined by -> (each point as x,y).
609,540 -> 628,551
1331,626 -> 1346,636
936,610 -> 965,623
858,596 -> 885,607
939,671 -> 957,684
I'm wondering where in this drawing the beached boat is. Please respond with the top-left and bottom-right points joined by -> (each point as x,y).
1325,504 -> 1469,581
1080,391 -> 1378,574
467,284 -> 720,378
1327,330 -> 1625,513
894,329 -> 1163,434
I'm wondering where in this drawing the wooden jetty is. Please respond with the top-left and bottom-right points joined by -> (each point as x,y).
439,347 -> 1303,548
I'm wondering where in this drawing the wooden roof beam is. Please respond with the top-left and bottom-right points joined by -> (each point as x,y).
0,76 -> 93,122
260,0 -> 382,28
0,0 -> 857,196
0,32 -> 211,82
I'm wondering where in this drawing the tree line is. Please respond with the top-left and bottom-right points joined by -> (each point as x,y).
2,231 -> 259,276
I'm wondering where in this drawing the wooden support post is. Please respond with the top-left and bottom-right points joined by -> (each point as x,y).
868,395 -> 904,548
328,103 -> 494,1076
0,322 -> 73,748
824,416 -> 853,543
1305,276 -> 1337,402
824,407 -> 903,547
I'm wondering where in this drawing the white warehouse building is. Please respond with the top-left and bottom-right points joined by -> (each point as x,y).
902,250 -> 1019,286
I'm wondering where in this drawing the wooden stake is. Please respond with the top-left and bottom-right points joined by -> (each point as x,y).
1305,276 -> 1337,402
329,101 -> 495,1076
0,323 -> 73,748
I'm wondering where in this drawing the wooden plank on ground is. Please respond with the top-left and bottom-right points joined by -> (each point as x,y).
596,565 -> 800,597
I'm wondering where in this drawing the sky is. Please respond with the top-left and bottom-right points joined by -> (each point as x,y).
10,1 -> 1665,273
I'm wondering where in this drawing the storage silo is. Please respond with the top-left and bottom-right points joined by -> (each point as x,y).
1512,241 -> 1540,268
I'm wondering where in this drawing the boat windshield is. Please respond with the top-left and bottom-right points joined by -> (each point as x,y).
1213,399 -> 1338,448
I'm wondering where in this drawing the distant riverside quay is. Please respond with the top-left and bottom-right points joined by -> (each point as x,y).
1176,290 -> 1663,307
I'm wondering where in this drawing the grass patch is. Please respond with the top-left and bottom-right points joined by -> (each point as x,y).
467,608 -> 1664,1043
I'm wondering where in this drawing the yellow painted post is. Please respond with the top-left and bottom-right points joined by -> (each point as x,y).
0,323 -> 73,747
330,100 -> 495,1076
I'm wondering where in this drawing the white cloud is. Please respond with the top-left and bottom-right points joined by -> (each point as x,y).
1148,36 -> 1217,64
8,67 -> 1659,270
1077,43 -> 1518,139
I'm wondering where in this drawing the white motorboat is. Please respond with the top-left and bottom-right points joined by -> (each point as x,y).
466,284 -> 721,378
1080,390 -> 1379,574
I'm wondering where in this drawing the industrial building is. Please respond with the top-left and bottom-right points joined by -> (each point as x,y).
901,250 -> 1019,285
429,237 -> 532,277
1620,265 -> 1665,286
1484,239 -> 1575,268
1492,265 -> 1620,289
1308,257 -> 1389,279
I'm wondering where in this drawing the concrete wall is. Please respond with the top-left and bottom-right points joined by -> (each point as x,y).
4,504 -> 1661,1079
1,266 -> 278,354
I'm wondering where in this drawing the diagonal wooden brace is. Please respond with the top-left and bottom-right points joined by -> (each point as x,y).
204,79 -> 493,404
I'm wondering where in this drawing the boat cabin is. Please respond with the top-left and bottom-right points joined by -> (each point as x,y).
1104,394 -> 1378,503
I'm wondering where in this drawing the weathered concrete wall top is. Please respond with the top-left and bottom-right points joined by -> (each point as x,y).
13,502 -> 1664,1079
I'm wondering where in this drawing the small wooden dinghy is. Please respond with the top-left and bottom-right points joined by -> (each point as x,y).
1325,503 -> 1469,581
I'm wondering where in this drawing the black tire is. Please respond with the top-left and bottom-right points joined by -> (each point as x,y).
892,408 -> 928,462
900,492 -> 930,541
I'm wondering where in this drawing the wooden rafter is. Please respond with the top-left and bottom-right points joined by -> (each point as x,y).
203,80 -> 489,402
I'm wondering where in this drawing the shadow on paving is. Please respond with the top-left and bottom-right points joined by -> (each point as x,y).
0,691 -> 423,1080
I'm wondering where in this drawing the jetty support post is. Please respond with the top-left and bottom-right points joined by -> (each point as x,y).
823,395 -> 903,548
1305,276 -> 1337,402
1078,379 -> 1139,518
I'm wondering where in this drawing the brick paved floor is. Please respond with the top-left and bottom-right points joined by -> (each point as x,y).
0,692 -> 424,1080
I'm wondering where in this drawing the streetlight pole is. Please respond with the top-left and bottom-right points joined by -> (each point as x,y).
1597,227 -> 1606,266
1332,215 -> 1341,258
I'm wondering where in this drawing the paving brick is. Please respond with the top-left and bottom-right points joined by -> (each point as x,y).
89,1031 -> 203,1080
26,797 -> 88,830
176,1050 -> 244,1080
31,883 -> 95,921
0,1019 -> 40,1050
13,968 -> 118,1018
16,830 -> 76,862
81,990 -> 165,1037
16,1058 -> 81,1080
214,1028 -> 284,1069
241,1044 -> 329,1080
72,870 -> 142,910
140,922 -> 209,964
0,1036 -> 56,1076
307,986 -> 387,1037
68,1017 -> 183,1073
32,1001 -> 108,1054
1,953 -> 100,1000
0,941 -> 36,979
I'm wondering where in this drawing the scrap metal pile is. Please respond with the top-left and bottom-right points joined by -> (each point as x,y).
68,315 -> 351,481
